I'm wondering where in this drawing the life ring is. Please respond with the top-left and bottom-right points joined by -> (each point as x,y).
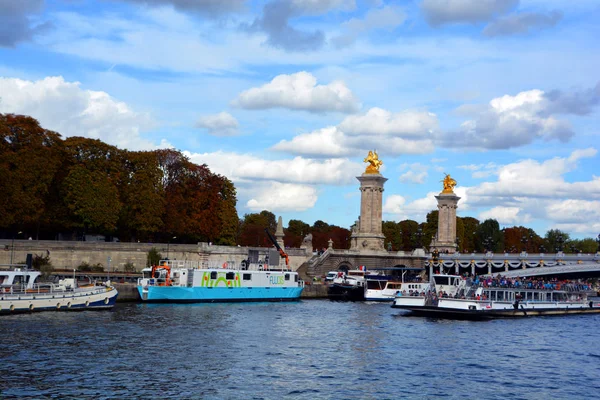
222,262 -> 227,269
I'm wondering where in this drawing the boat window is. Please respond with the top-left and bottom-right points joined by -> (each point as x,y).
295,275 -> 299,282
211,271 -> 217,280
243,273 -> 252,281
0,275 -> 5,285
226,272 -> 235,280
285,274 -> 290,281
434,276 -> 449,285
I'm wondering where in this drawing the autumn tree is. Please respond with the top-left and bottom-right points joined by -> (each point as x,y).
285,219 -> 310,248
0,114 -> 62,237
118,150 -> 165,242
239,211 -> 276,247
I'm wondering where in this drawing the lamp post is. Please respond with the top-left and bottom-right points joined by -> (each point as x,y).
413,228 -> 423,249
596,234 -> 600,252
10,231 -> 22,266
556,234 -> 564,253
166,236 -> 176,260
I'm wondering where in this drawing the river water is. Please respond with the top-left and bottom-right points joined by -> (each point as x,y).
1,300 -> 599,399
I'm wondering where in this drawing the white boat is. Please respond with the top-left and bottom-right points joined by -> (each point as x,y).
0,268 -> 118,314
391,274 -> 600,319
364,276 -> 428,302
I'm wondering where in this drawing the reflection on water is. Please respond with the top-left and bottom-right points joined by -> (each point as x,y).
1,301 -> 600,399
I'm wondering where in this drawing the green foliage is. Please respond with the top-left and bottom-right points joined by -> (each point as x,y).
77,262 -> 104,272
31,253 -> 54,279
123,261 -> 137,273
382,221 -> 402,251
147,247 -> 162,267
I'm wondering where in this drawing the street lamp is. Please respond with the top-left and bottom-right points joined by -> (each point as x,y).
10,231 -> 22,266
166,236 -> 177,260
556,235 -> 564,253
413,228 -> 423,249
596,234 -> 600,252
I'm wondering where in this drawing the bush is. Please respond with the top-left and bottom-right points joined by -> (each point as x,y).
147,247 -> 162,267
77,262 -> 104,272
123,261 -> 137,273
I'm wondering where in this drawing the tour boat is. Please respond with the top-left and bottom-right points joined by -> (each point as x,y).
137,231 -> 304,303
0,268 -> 118,314
391,274 -> 600,319
364,276 -> 428,302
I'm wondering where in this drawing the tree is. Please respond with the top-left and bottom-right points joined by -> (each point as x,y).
423,210 -> 438,249
459,217 -> 479,253
476,219 -> 501,252
398,220 -> 419,251
545,229 -> 570,252
63,166 -> 122,232
118,151 -> 165,241
382,221 -> 402,251
239,211 -> 276,246
0,114 -> 62,234
285,219 -> 310,248
214,177 -> 239,246
147,247 -> 162,267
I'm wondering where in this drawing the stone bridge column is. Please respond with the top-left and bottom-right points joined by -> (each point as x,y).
350,172 -> 388,252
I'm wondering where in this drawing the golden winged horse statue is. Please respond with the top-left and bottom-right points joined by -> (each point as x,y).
441,173 -> 457,193
363,150 -> 383,174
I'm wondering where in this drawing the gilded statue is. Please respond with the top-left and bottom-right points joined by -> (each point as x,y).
441,173 -> 457,194
363,150 -> 383,174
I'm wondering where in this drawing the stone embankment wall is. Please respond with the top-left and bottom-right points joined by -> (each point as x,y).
0,240 -> 311,272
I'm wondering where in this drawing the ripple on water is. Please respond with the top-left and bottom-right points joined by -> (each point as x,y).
1,301 -> 600,399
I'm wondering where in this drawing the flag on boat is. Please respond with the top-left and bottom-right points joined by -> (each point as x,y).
359,265 -> 366,271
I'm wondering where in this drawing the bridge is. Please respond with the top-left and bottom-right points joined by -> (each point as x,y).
430,252 -> 600,279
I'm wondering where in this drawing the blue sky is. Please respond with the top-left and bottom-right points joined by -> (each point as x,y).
0,0 -> 599,239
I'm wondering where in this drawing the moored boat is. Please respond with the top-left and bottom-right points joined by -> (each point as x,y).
364,276 -> 428,302
137,230 -> 304,303
0,268 -> 118,315
392,274 -> 600,319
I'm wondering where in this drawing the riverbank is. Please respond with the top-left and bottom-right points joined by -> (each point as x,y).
113,282 -> 329,302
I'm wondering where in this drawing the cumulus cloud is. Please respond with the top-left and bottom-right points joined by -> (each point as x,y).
116,0 -> 245,16
246,182 -> 318,212
546,200 -> 600,235
0,76 -> 158,150
466,148 -> 600,202
232,71 -> 360,113
421,0 -> 517,26
0,0 -> 51,47
195,111 -> 239,136
483,10 -> 562,37
440,84 -> 600,149
185,151 -> 363,185
332,5 -> 406,48
272,107 -> 437,157
339,107 -> 438,137
383,191 -> 439,222
272,127 -> 353,157
478,206 -> 531,225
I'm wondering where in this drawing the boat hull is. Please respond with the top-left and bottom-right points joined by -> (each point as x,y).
138,286 -> 303,303
392,303 -> 600,319
0,286 -> 118,315
327,284 -> 365,301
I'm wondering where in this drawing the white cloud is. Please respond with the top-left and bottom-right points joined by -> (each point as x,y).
195,111 -> 239,136
232,71 -> 361,113
185,151 -> 362,185
467,148 -> 599,200
479,206 -> 531,224
292,0 -> 356,14
339,107 -> 438,137
442,89 -> 574,149
421,0 -> 517,26
272,126 -> 353,157
246,182 -> 318,212
0,76 -> 159,150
